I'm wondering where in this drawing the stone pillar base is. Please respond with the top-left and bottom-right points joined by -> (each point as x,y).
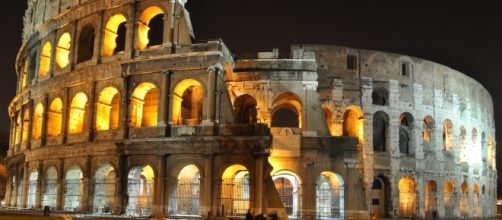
345,210 -> 370,220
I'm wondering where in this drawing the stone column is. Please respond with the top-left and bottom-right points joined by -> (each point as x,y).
153,155 -> 166,217
204,64 -> 220,127
56,159 -> 64,210
21,162 -> 29,208
35,161 -> 43,208
301,162 -> 316,219
254,154 -> 264,215
201,154 -> 213,217
157,72 -> 170,132
114,153 -> 127,215
81,156 -> 92,212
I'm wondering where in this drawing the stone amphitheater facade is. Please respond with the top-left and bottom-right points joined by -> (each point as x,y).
4,0 -> 497,219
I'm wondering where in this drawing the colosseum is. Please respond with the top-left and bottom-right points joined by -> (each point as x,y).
3,0 -> 497,219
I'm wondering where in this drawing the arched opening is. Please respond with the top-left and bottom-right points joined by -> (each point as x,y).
27,170 -> 38,208
373,111 -> 389,152
424,181 -> 437,218
21,109 -> 30,143
422,116 -> 435,142
127,165 -> 154,217
20,59 -> 28,90
42,167 -> 57,208
102,14 -> 127,56
16,171 -> 24,208
172,79 -> 203,125
442,119 -> 453,151
273,171 -> 301,218
443,181 -> 455,218
399,113 -> 414,154
39,41 -> 52,77
473,183 -> 480,217
234,95 -> 257,124
96,87 -> 120,131
32,104 -> 44,140
14,113 -> 21,146
64,166 -> 83,211
398,177 -> 417,217
460,181 -> 468,217
93,163 -> 116,214
169,164 -> 201,216
271,92 -> 302,128
77,24 -> 96,63
220,164 -> 250,216
459,126 -> 467,162
372,87 -> 388,106
342,107 -> 364,143
316,172 -> 344,219
488,135 -> 495,169
472,128 -> 481,164
322,106 -> 335,136
137,6 -> 165,50
371,176 -> 391,218
131,82 -> 158,128
47,98 -> 63,137
55,33 -> 71,69
68,92 -> 88,134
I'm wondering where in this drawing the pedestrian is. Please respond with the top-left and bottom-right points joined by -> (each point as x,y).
246,209 -> 253,220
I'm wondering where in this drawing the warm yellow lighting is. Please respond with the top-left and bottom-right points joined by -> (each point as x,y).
21,60 -> 28,89
322,106 -> 336,136
222,164 -> 248,179
343,107 -> 364,144
56,33 -> 71,69
442,119 -> 453,151
39,42 -> 52,77
141,165 -> 155,180
131,82 -> 158,128
398,177 -> 417,216
21,109 -> 30,143
172,79 -> 203,125
137,6 -> 164,50
422,116 -> 434,142
271,92 -> 302,128
32,104 -> 44,140
68,92 -> 88,134
178,165 -> 199,179
96,87 -> 120,131
103,14 -> 127,56
424,181 -> 437,213
47,98 -> 63,137
14,113 -> 22,145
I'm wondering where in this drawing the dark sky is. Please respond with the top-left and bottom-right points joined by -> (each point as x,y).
1,1 -> 502,161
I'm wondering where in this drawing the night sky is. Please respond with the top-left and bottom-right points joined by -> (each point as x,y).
1,1 -> 502,173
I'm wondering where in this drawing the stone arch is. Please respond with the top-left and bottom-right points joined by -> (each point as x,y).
399,112 -> 414,154
26,169 -> 38,208
422,116 -> 435,142
234,94 -> 257,124
424,181 -> 438,218
372,87 -> 389,106
131,82 -> 159,128
169,164 -> 201,216
459,126 -> 467,162
316,171 -> 344,219
443,180 -> 455,217
21,108 -> 30,143
96,87 -> 120,131
42,166 -> 57,208
32,103 -> 44,140
39,41 -> 52,77
126,165 -> 155,217
93,163 -> 116,214
172,79 -> 204,125
14,112 -> 21,146
77,23 -> 96,63
137,6 -> 165,50
398,176 -> 417,217
460,181 -> 468,217
220,164 -> 250,216
64,165 -> 83,211
55,32 -> 71,69
487,134 -> 495,169
371,175 -> 391,218
271,92 -> 302,128
322,105 -> 335,136
272,170 -> 302,217
102,14 -> 127,56
473,183 -> 481,217
47,98 -> 63,137
68,92 -> 88,134
442,119 -> 454,151
342,106 -> 364,143
373,111 -> 389,152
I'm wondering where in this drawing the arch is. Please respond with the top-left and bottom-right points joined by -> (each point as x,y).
47,98 -> 63,137
102,14 -> 127,56
398,177 -> 417,217
42,167 -> 58,208
372,87 -> 388,106
399,112 -> 414,154
14,112 -> 21,145
460,181 -> 469,217
137,6 -> 165,50
93,163 -> 116,214
32,104 -> 44,140
443,181 -> 455,217
96,87 -> 120,131
316,172 -> 344,219
473,183 -> 481,217
487,135 -> 496,169
322,106 -> 335,136
371,175 -> 391,218
234,94 -> 257,124
64,165 -> 83,211
342,107 -> 364,143
459,126 -> 468,162
21,108 -> 30,143
127,165 -> 155,216
273,170 -> 302,217
271,92 -> 302,128
77,24 -> 96,63
220,164 -> 250,216
56,33 -> 71,68
169,164 -> 201,216
172,79 -> 204,125
422,116 -> 435,142
68,92 -> 88,134
39,41 -> 52,76
424,181 -> 438,218
442,119 -> 454,151
131,82 -> 158,128
20,59 -> 28,90
373,111 -> 389,152
27,169 -> 38,208
471,128 -> 481,164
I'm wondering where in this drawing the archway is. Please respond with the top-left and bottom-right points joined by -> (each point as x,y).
442,119 -> 454,151
459,126 -> 467,162
342,107 -> 364,143
169,164 -> 201,216
273,170 -> 301,218
47,98 -> 63,137
399,112 -> 414,154
316,172 -> 344,219
172,79 -> 204,125
220,164 -> 250,216
443,181 -> 455,218
32,104 -> 44,140
425,181 -> 438,218
39,41 -> 52,77
93,163 -> 116,214
131,82 -> 158,128
64,166 -> 83,211
422,116 -> 435,142
234,95 -> 257,124
27,170 -> 38,208
398,177 -> 417,217
371,176 -> 391,218
460,181 -> 468,217
127,165 -> 155,217
102,14 -> 127,56
56,33 -> 71,69
473,184 -> 480,217
96,87 -> 120,131
21,109 -> 30,143
373,111 -> 389,152
68,92 -> 88,134
137,6 -> 164,50
42,167 -> 57,208
77,24 -> 95,63
271,92 -> 302,128
372,87 -> 388,106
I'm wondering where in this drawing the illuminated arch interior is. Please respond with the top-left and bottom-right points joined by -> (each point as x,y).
131,82 -> 158,128
170,164 -> 200,215
64,166 -> 83,211
172,79 -> 203,125
103,14 -> 127,56
221,164 -> 250,216
93,163 -> 116,214
322,106 -> 336,136
398,177 -> 416,216
20,59 -> 28,89
343,107 -> 364,143
68,93 -> 88,134
422,116 -> 435,142
39,42 -> 52,77
47,98 -> 63,137
316,172 -> 344,219
56,33 -> 71,68
442,119 -> 453,151
460,181 -> 469,216
27,170 -> 38,208
424,181 -> 437,216
96,87 -> 120,131
43,167 -> 57,208
273,170 -> 302,217
137,6 -> 164,50
32,104 -> 44,140
127,165 -> 155,216
21,109 -> 30,143
271,92 -> 302,128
